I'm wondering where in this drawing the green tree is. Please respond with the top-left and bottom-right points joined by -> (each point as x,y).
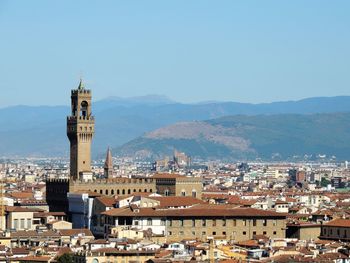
321,177 -> 330,187
57,253 -> 74,263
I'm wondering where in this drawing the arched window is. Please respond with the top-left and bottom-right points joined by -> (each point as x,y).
80,101 -> 88,118
147,218 -> 152,226
105,189 -> 108,195
164,190 -> 169,196
133,189 -> 136,192
111,189 -> 114,195
139,189 -> 142,192
144,189 -> 147,193
181,190 -> 186,197
127,189 -> 131,194
150,189 -> 153,193
100,189 -> 103,194
122,189 -> 125,195
117,189 -> 120,195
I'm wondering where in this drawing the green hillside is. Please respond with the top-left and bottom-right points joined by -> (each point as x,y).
116,113 -> 350,161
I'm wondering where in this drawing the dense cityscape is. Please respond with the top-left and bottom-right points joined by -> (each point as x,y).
2,1 -> 350,262
0,82 -> 349,263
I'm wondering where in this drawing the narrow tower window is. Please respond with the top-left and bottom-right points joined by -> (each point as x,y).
81,101 -> 88,118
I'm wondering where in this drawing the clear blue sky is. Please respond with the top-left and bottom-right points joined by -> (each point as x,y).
0,0 -> 349,107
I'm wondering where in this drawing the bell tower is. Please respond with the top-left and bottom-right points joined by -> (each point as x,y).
67,79 -> 95,180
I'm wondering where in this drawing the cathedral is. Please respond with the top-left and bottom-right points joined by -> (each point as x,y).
46,80 -> 202,212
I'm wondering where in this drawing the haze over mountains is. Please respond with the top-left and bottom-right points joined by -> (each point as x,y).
1,95 -> 350,160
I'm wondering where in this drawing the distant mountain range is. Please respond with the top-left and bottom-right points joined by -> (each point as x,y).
1,95 -> 350,159
116,113 -> 350,161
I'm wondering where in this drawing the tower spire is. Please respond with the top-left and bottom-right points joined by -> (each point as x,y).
78,77 -> 85,90
104,147 -> 114,179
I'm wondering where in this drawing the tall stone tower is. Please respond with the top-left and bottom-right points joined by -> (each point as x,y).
104,147 -> 114,179
67,79 -> 95,180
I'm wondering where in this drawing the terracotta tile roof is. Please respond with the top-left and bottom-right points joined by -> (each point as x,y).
235,239 -> 259,248
324,218 -> 350,227
11,230 -> 61,238
9,192 -> 33,199
148,196 -> 204,207
103,204 -> 286,218
96,196 -> 116,207
90,239 -> 109,244
18,256 -> 52,262
12,247 -> 30,255
58,229 -> 93,237
5,206 -> 40,213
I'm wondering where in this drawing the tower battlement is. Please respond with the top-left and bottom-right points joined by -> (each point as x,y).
46,178 -> 70,184
71,89 -> 91,95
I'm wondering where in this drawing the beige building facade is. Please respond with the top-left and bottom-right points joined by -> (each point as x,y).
102,205 -> 286,242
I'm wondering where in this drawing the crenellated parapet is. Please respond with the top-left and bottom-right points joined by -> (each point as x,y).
71,89 -> 91,95
46,178 -> 70,184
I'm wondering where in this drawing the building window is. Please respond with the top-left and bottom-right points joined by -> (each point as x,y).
273,220 -> 277,226
27,219 -> 31,229
168,219 -> 172,226
202,219 -> 206,226
134,220 -> 139,226
233,219 -> 236,226
122,189 -> 125,195
222,219 -> 226,226
180,219 -> 184,227
243,220 -> 247,226
179,231 -> 184,235
128,189 -> 131,194
262,219 -> 267,226
192,231 -> 196,236
111,189 -> 114,195
105,189 -> 108,195
212,231 -> 216,235
253,231 -> 256,236
164,190 -> 169,196
14,219 -> 18,229
253,219 -> 257,226
192,190 -> 197,198
161,219 -> 166,226
168,231 -> 172,236
273,231 -> 277,235
263,231 -> 267,235
243,231 -> 246,235
100,190 -> 103,194
212,219 -> 216,227
222,231 -> 226,235
192,219 -> 196,227
20,219 -> 25,229
181,190 -> 186,197
117,189 -> 120,195
147,218 -> 152,226
202,231 -> 206,236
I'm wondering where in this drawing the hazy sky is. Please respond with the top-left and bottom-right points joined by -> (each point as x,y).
0,1 -> 349,107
